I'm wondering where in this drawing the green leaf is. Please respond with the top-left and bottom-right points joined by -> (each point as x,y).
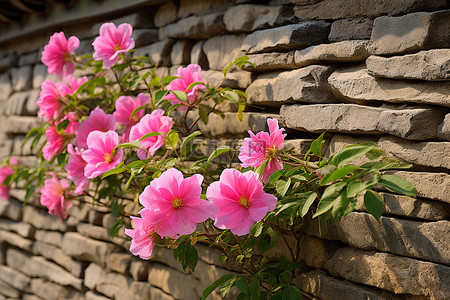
346,180 -> 375,198
361,161 -> 413,171
282,285 -> 302,300
109,219 -> 124,238
199,105 -> 209,124
236,276 -> 248,294
138,132 -> 161,141
249,277 -> 260,300
171,90 -> 189,103
276,179 -> 291,197
166,131 -> 179,148
259,226 -> 277,253
56,119 -> 70,131
320,165 -> 361,185
331,190 -> 351,220
329,144 -> 376,168
101,167 -> 127,179
301,192 -> 317,217
173,238 -> 198,272
269,170 -> 283,185
313,183 -> 346,218
186,81 -> 206,91
222,90 -> 240,102
249,221 -> 263,237
129,105 -> 147,121
378,174 -> 417,197
111,201 -> 120,217
364,190 -> 384,220
220,276 -> 237,298
154,90 -> 168,102
237,101 -> 246,121
116,140 -> 142,149
202,274 -> 236,300
161,76 -> 179,86
181,131 -> 202,156
307,132 -> 326,157
207,146 -> 233,163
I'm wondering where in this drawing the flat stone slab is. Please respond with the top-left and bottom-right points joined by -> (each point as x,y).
378,136 -> 450,169
224,4 -> 297,33
281,103 -> 445,140
328,66 -> 450,107
328,18 -> 373,42
241,22 -> 330,54
367,50 -> 450,81
294,40 -> 369,67
246,66 -> 335,107
202,70 -> 252,90
203,34 -> 247,71
325,247 -> 450,299
438,113 -> 450,141
162,13 -> 226,40
369,10 -> 450,55
243,52 -> 297,72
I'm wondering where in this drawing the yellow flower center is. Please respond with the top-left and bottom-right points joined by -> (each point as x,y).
239,196 -> 250,209
266,145 -> 278,159
113,44 -> 122,52
104,152 -> 113,163
172,197 -> 184,210
63,52 -> 73,63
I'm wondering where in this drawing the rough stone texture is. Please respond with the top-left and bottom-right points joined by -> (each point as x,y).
133,40 -> 175,67
438,113 -> 450,141
23,206 -> 68,231
171,40 -> 195,65
133,29 -> 159,47
246,66 -> 335,106
325,247 -> 450,299
294,40 -> 369,67
198,112 -> 279,138
295,270 -> 399,300
162,13 -> 226,40
385,171 -> 450,204
306,212 -> 450,265
369,10 -> 450,56
177,0 -> 234,18
18,51 -> 39,66
130,260 -> 149,281
203,34 -> 247,70
190,40 -> 208,69
202,70 -> 252,90
0,72 -> 12,102
32,64 -> 58,89
0,279 -> 20,298
281,103 -> 445,140
329,18 -> 373,42
62,232 -> 119,267
76,223 -> 128,248
241,22 -> 331,54
106,253 -> 132,275
366,50 -> 450,81
283,139 -> 315,155
356,192 -> 450,221
4,91 -> 29,116
147,264 -> 201,300
34,230 -> 63,248
378,136 -> 450,169
92,10 -> 155,33
32,241 -> 84,277
0,265 -> 30,290
3,116 -> 41,134
293,0 -> 448,20
0,199 -> 22,221
242,51 -> 297,72
24,89 -> 40,116
6,249 -> 83,290
154,1 -> 178,28
86,291 -> 110,300
224,4 -> 297,33
29,279 -> 83,300
0,230 -> 33,251
328,66 -> 450,107
0,220 -> 34,238
11,66 -> 32,91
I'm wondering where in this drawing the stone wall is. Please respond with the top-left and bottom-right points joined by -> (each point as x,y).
0,0 -> 449,299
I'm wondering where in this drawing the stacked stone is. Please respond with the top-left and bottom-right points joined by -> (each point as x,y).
0,0 -> 449,299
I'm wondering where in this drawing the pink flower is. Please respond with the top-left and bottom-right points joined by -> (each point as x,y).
43,113 -> 79,161
113,93 -> 150,142
238,118 -> 287,182
37,80 -> 69,122
41,32 -> 79,78
125,209 -> 159,259
206,169 -> 277,236
40,172 -> 72,221
66,75 -> 88,95
129,109 -> 172,159
81,130 -> 124,179
165,64 -> 205,109
66,144 -> 89,195
76,108 -> 116,149
92,23 -> 135,68
139,168 -> 214,237
0,165 -> 14,200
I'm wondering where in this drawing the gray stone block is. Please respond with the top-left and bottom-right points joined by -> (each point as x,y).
242,52 -> 297,72
133,29 -> 159,47
224,4 -> 297,33
177,0 -> 233,18
0,220 -> 34,238
241,22 -> 330,54
246,66 -> 335,107
369,10 -> 450,55
294,40 -> 369,67
32,64 -> 58,89
133,40 -> 175,67
0,72 -> 12,102
11,66 -> 32,92
281,103 -> 446,140
0,265 -> 30,291
190,40 -> 208,69
0,230 -> 33,251
438,113 -> 450,141
154,1 -> 178,28
171,40 -> 195,65
202,69 -> 252,90
34,230 -> 63,248
203,34 -> 247,70
366,50 -> 450,81
329,18 -> 373,42
23,206 -> 68,232
162,13 -> 226,40
328,66 -> 450,107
